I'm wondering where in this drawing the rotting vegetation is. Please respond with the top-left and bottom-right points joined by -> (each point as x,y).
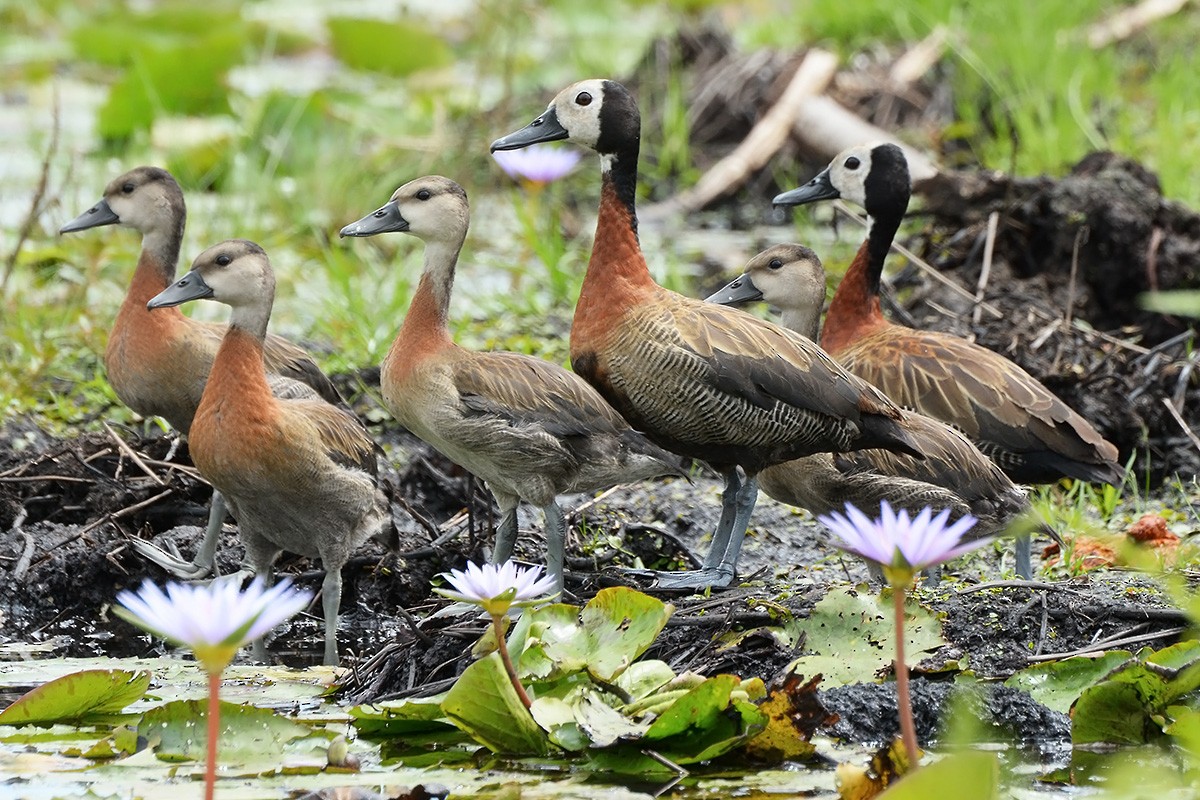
2,2 -> 1200,793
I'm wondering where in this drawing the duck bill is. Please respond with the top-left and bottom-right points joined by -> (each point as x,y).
490,107 -> 568,152
773,168 -> 839,207
147,270 -> 213,310
60,198 -> 120,233
339,200 -> 408,237
704,273 -> 763,306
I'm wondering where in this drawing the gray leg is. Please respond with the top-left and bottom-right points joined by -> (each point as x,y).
701,468 -> 742,569
620,468 -> 750,591
251,563 -> 273,663
714,473 -> 759,579
1014,532 -> 1032,580
197,490 -> 225,575
543,501 -> 566,594
492,501 -> 519,564
321,567 -> 342,666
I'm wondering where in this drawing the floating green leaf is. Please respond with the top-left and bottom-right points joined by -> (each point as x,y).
348,697 -> 453,737
518,587 -> 672,682
97,32 -> 244,140
1071,641 -> 1200,746
138,700 -> 312,764
0,669 -> 150,725
1004,652 -> 1134,714
877,752 -> 1000,799
641,674 -> 767,764
785,587 -> 945,687
327,17 -> 452,77
441,652 -> 552,755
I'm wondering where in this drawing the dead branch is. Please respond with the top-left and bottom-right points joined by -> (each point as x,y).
1086,0 -> 1190,48
643,48 -> 838,218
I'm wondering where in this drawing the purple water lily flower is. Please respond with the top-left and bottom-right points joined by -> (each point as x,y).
114,575 -> 313,673
434,561 -> 559,615
493,144 -> 581,184
818,501 -> 985,583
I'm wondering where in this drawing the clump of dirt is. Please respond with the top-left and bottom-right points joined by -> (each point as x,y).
822,680 -> 1071,748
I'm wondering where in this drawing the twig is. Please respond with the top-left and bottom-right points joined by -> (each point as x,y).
972,211 -> 999,325
0,474 -> 95,484
889,26 -> 949,86
79,488 -> 175,535
832,200 -> 1004,319
1162,397 -> 1200,455
1026,626 -> 1184,662
1,87 -> 60,296
12,531 -> 36,581
104,424 -> 166,486
957,579 -> 1086,595
1086,0 -> 1189,48
1063,226 -> 1088,333
642,749 -> 688,796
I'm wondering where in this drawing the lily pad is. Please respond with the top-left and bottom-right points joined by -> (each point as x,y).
327,18 -> 452,77
138,700 -> 313,764
786,587 -> 945,687
1004,652 -> 1134,714
876,751 -> 1000,799
1071,642 -> 1200,746
0,669 -> 150,725
349,697 -> 453,737
518,587 -> 673,682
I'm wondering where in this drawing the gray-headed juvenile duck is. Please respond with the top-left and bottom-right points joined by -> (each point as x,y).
147,240 -> 392,665
708,243 -> 1038,576
340,176 -> 682,593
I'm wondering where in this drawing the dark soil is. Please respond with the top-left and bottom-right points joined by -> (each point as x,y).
3,406 -> 1189,752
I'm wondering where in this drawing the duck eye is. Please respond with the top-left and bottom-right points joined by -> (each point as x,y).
769,259 -> 783,270
122,182 -> 135,194
416,189 -> 431,201
844,156 -> 861,170
216,254 -> 232,267
575,91 -> 592,106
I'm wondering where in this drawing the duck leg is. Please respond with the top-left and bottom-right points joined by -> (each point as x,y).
320,566 -> 342,666
491,497 -> 520,564
1014,532 -> 1032,580
711,472 -> 759,579
250,564 -> 274,663
126,490 -> 227,579
542,501 -> 566,594
618,468 -> 746,591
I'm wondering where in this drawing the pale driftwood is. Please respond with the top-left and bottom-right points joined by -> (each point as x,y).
1086,0 -> 1190,48
641,49 -> 838,220
790,95 -> 938,182
888,25 -> 949,86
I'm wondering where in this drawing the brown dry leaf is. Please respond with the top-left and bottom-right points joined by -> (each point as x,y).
744,672 -> 837,763
1043,536 -> 1118,570
1127,513 -> 1178,546
836,739 -> 912,800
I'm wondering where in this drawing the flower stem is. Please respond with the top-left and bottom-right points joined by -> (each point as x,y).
491,613 -> 532,710
893,585 -> 920,768
205,670 -> 221,800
